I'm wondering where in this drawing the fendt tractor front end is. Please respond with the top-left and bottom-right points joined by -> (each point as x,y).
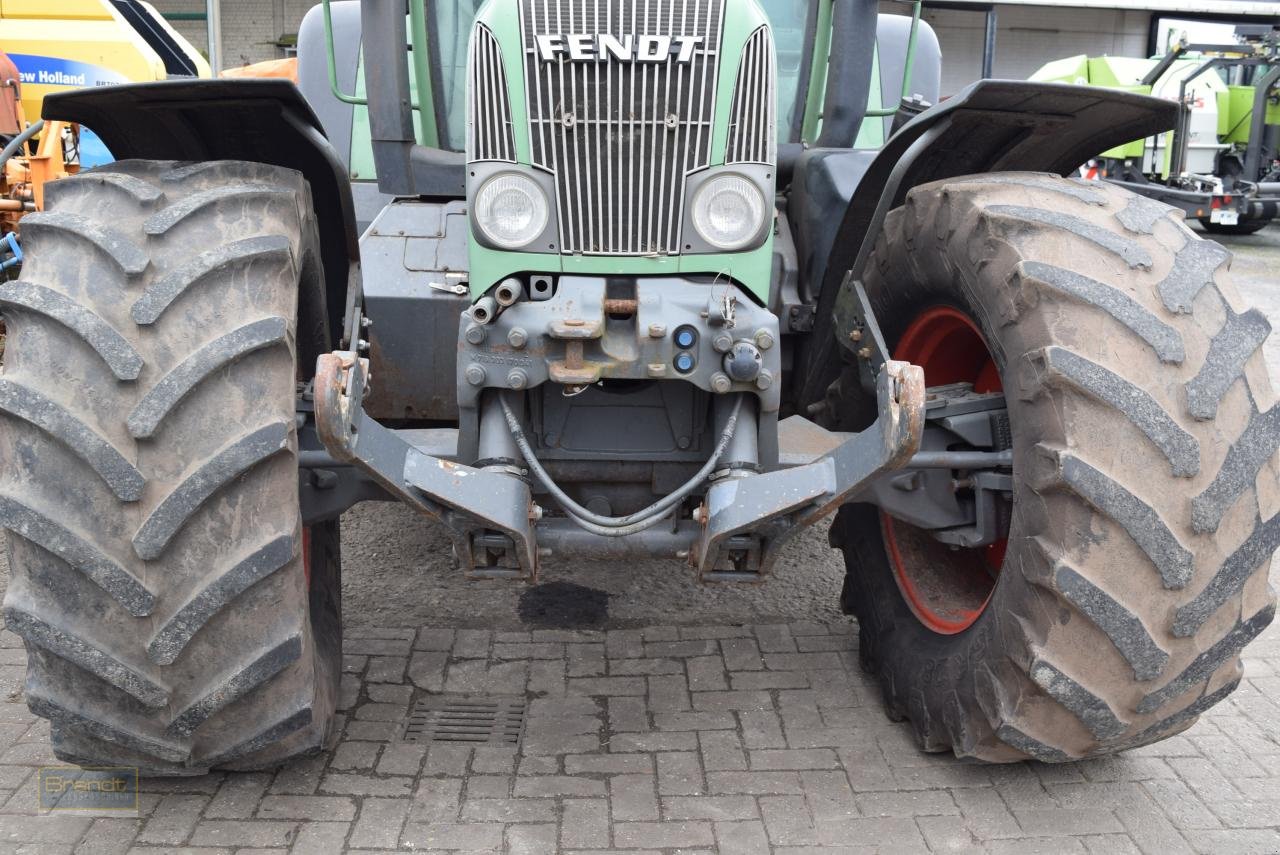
314,0 -> 925,584
6,0 -> 1277,773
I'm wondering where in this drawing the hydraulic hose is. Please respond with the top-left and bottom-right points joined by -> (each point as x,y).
499,392 -> 744,533
0,120 -> 43,170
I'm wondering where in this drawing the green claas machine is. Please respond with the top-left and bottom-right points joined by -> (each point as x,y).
1033,25 -> 1280,235
4,0 -> 1277,773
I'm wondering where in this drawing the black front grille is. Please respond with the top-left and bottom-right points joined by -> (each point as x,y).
520,0 -> 725,255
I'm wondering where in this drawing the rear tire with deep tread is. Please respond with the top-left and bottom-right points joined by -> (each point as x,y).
0,159 -> 340,773
828,173 -> 1279,761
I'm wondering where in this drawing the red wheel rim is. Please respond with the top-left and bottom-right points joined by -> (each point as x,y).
884,306 -> 1006,634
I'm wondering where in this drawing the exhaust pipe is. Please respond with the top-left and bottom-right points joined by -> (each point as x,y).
471,296 -> 498,324
494,278 -> 524,307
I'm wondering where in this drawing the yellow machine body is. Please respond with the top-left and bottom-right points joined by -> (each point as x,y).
0,0 -> 210,123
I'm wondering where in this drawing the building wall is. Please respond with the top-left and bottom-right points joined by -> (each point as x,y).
155,0 -> 1153,83
150,0 -> 319,68
920,5 -> 1153,96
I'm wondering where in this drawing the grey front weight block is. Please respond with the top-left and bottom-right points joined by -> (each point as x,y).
694,360 -> 925,581
314,351 -> 539,580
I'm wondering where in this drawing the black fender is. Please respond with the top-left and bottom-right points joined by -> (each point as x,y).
42,79 -> 359,352
795,79 -> 1178,411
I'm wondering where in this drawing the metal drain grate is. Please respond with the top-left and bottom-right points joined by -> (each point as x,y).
402,695 -> 527,745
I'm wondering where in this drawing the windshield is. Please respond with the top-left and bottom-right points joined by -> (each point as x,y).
757,0 -> 812,140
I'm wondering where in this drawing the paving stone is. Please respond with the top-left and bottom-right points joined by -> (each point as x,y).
800,769 -> 858,824
662,795 -> 759,820
471,742 -> 519,778
645,640 -> 717,658
258,795 -> 357,822
749,748 -> 840,770
657,752 -> 705,796
137,794 -> 208,845
647,675 -> 691,712
269,753 -> 327,795
707,771 -> 804,795
407,651 -> 448,691
608,658 -> 684,676
492,642 -> 564,659
758,794 -> 818,846
606,629 -> 645,660
444,660 -> 528,694
319,773 -> 413,797
329,740 -> 381,771
610,773 -> 660,821
528,658 -> 568,697
699,730 -> 748,772
607,697 -> 649,733
608,732 -> 699,752
408,778 -> 462,824
763,652 -> 844,671
376,742 -> 427,776
730,671 -> 809,691
189,820 -> 297,848
460,797 -> 557,822
561,797 -> 610,848
507,822 -> 558,855
512,775 -> 606,797
739,709 -> 787,749
204,773 -> 272,820
465,775 -> 512,800
857,788 -> 959,818
565,754 -> 653,775
612,820 -> 715,849
691,690 -> 773,711
400,821 -> 504,850
567,643 -> 607,677
289,820 -> 349,855
343,638 -> 412,657
452,629 -> 491,658
347,797 -> 411,849
720,638 -> 764,671
424,744 -> 474,776
714,819 -> 771,855
652,711 -> 735,731
1013,807 -> 1126,837
568,677 -> 646,696
686,655 -> 729,691
754,625 -> 797,654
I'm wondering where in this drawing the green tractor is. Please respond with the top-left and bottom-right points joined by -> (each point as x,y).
4,0 -> 1276,773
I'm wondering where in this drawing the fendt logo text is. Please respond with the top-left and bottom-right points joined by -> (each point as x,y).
535,34 -> 703,63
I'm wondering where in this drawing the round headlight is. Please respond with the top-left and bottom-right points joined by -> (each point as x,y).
474,172 -> 549,249
691,174 -> 766,251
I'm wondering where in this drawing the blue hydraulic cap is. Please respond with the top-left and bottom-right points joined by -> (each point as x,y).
674,327 -> 697,349
673,352 -> 696,373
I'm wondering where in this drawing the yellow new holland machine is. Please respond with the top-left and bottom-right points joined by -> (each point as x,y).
0,0 -> 209,266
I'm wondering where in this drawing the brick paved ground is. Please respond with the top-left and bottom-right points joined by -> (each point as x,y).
0,604 -> 1277,854
0,234 -> 1278,853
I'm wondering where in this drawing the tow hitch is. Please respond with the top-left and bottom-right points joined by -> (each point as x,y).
312,349 -> 925,581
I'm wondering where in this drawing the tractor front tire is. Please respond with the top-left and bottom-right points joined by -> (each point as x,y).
0,160 -> 341,773
830,173 -> 1278,761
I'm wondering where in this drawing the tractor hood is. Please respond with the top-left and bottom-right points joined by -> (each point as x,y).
462,0 -> 779,300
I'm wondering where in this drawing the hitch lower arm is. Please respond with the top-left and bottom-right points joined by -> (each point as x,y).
314,351 -> 540,580
693,360 -> 925,581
